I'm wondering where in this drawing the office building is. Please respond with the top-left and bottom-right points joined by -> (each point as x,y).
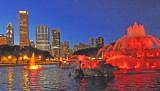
63,41 -> 69,58
60,41 -> 70,58
69,49 -> 73,57
52,29 -> 60,57
0,34 -> 7,45
60,42 -> 64,57
19,10 -> 29,47
36,25 -> 50,52
95,37 -> 104,47
73,43 -> 90,52
73,44 -> 78,53
6,22 -> 14,45
89,38 -> 94,48
30,40 -> 35,48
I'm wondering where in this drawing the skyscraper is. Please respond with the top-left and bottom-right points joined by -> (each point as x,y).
19,10 -> 29,47
60,41 -> 70,58
6,22 -> 14,45
69,49 -> 73,57
95,37 -> 104,47
0,34 -> 7,45
73,43 -> 90,52
63,41 -> 69,58
52,29 -> 60,57
73,44 -> 78,53
36,25 -> 50,52
89,38 -> 94,48
60,42 -> 64,57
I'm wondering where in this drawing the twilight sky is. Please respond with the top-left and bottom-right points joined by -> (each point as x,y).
0,0 -> 160,49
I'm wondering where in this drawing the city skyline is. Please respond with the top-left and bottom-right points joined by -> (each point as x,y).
0,0 -> 160,49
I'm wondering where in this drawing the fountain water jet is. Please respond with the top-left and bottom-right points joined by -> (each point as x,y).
29,53 -> 41,70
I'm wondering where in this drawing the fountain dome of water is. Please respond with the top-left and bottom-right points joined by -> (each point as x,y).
112,22 -> 160,51
97,22 -> 160,69
97,22 -> 160,57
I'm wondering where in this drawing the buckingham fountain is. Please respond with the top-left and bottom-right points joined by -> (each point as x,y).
69,22 -> 160,77
97,22 -> 160,69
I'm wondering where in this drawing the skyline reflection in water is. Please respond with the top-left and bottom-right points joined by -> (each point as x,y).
0,65 -> 160,90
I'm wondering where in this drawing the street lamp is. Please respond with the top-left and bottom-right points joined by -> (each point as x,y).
39,55 -> 42,61
39,55 -> 42,59
23,55 -> 28,63
23,55 -> 27,59
8,56 -> 12,59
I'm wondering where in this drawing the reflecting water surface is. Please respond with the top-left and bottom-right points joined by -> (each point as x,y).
0,65 -> 160,90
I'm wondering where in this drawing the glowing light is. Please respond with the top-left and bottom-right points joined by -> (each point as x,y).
19,11 -> 28,14
38,56 -> 42,59
29,65 -> 39,69
92,58 -> 96,59
8,56 -> 11,59
64,61 -> 66,63
23,55 -> 27,59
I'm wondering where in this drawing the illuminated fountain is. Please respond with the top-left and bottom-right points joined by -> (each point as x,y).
29,53 -> 41,70
69,55 -> 119,77
97,22 -> 160,69
70,22 -> 160,77
69,55 -> 101,68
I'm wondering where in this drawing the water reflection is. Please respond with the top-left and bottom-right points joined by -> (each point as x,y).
21,69 -> 30,90
107,70 -> 160,90
21,69 -> 42,90
29,70 -> 41,90
7,67 -> 14,91
1,66 -> 160,90
79,76 -> 114,91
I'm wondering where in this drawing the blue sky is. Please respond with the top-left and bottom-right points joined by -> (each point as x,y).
0,0 -> 160,49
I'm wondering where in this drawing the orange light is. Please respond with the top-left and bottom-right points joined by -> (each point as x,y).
8,56 -> 11,59
39,56 -> 42,59
30,65 -> 39,69
23,55 -> 27,59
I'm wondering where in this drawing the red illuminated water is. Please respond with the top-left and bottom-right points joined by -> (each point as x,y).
1,65 -> 160,90
70,22 -> 160,70
97,22 -> 160,69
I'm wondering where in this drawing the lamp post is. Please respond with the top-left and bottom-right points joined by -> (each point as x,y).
23,55 -> 27,63
8,55 -> 12,63
8,56 -> 12,59
39,55 -> 42,61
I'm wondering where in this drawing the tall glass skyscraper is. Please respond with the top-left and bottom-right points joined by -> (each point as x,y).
36,25 -> 51,52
